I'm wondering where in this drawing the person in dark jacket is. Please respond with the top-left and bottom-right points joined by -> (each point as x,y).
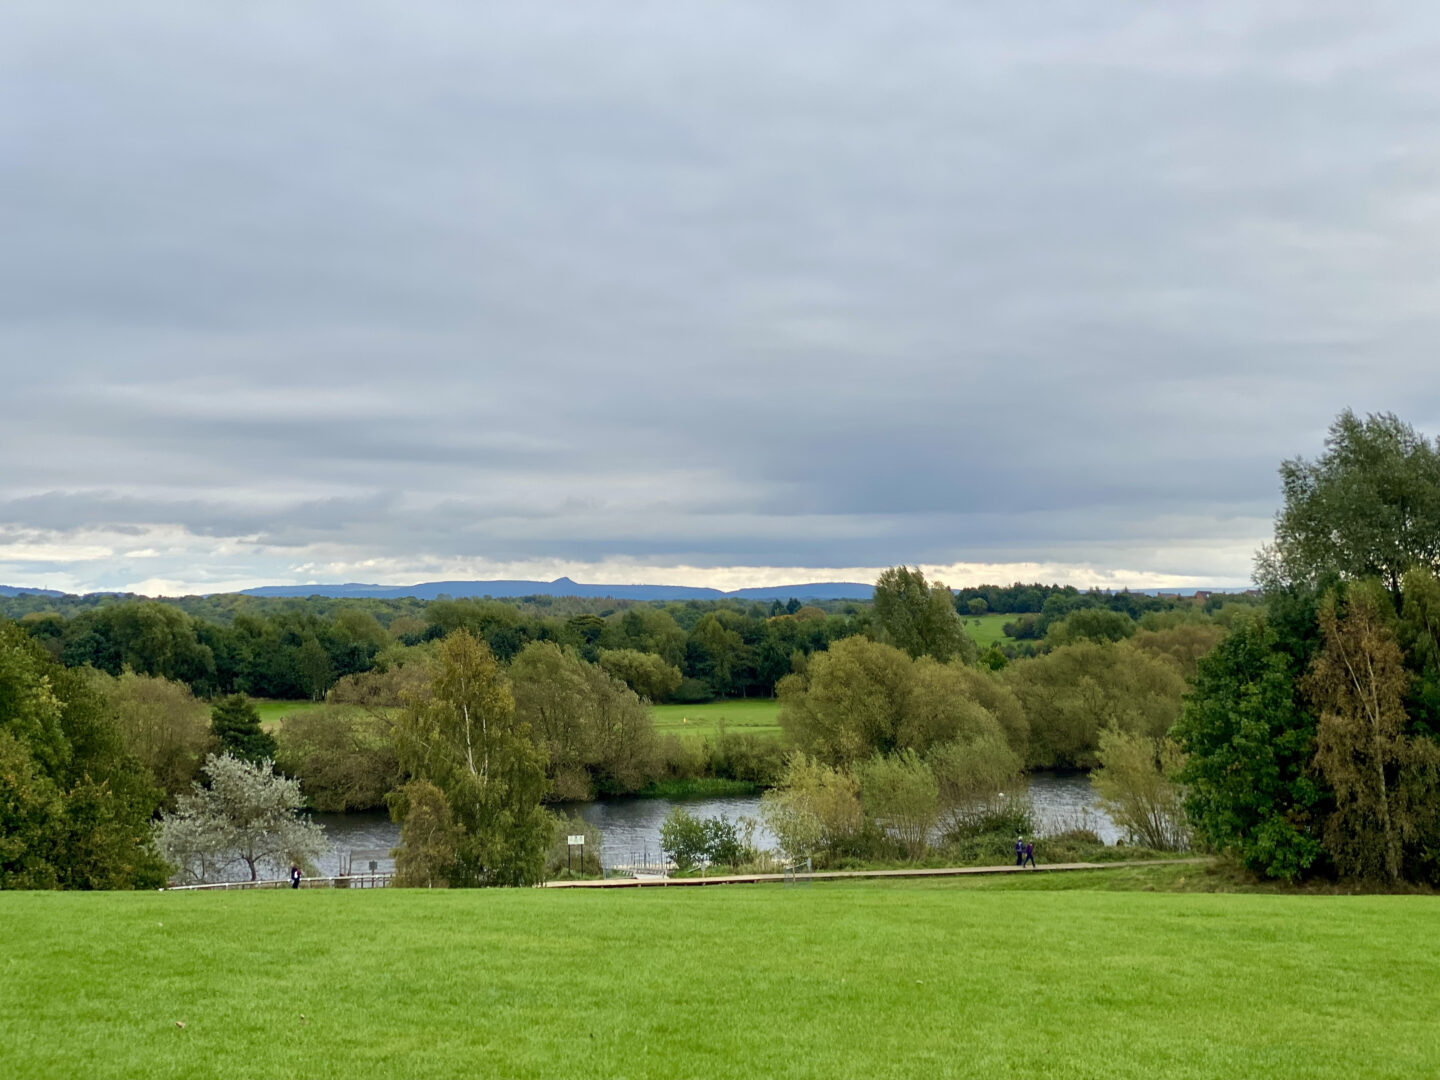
290,865 -> 302,889
1015,837 -> 1024,866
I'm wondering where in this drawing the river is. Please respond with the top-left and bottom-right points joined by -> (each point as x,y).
308,771 -> 1116,876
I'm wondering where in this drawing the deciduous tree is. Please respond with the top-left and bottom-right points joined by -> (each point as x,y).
392,630 -> 551,886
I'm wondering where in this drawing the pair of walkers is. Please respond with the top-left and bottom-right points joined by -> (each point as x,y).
1013,837 -> 1036,869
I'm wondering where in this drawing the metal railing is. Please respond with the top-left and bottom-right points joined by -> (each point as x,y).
163,873 -> 393,891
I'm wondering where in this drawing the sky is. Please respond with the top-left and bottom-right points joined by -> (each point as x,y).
4,2 -> 1440,596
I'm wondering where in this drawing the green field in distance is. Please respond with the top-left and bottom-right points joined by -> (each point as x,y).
650,698 -> 782,740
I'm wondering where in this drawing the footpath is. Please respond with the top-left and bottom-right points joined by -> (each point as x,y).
543,858 -> 1208,888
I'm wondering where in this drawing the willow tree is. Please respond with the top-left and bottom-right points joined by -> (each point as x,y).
392,630 -> 551,887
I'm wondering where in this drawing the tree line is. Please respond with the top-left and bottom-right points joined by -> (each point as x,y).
4,593 -> 869,703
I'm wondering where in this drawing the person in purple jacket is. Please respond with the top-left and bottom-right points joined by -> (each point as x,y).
1023,841 -> 1036,869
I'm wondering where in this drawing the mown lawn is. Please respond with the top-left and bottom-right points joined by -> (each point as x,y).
651,698 -> 782,740
2,874 -> 1436,1079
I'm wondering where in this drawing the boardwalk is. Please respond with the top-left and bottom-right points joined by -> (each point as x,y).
544,858 -> 1206,888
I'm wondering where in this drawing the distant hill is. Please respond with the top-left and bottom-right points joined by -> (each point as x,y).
239,576 -> 875,602
0,585 -> 66,598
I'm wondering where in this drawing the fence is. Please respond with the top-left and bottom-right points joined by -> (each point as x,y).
163,873 -> 393,891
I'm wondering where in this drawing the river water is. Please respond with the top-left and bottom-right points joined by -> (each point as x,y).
307,771 -> 1116,876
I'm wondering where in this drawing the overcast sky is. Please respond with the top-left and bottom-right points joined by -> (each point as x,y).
3,3 -> 1440,595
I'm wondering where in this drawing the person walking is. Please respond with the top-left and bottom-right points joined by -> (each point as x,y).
1015,836 -> 1024,867
289,864 -> 302,889
1023,841 -> 1036,869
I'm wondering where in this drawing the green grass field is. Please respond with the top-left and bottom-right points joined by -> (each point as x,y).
651,698 -> 782,740
960,612 -> 1015,648
251,699 -> 327,731
3,872 -> 1436,1079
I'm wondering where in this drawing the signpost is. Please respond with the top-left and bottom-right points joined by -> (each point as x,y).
567,835 -> 585,876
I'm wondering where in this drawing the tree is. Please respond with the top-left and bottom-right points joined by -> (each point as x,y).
760,752 -> 863,865
297,635 -> 334,701
155,753 -> 327,883
903,657 -> 1023,757
1262,410 -> 1440,608
778,636 -> 913,765
1003,641 -> 1187,769
510,642 -> 658,799
858,750 -> 940,859
210,694 -> 277,765
1173,617 -> 1324,881
687,613 -> 747,697
928,732 -> 1022,834
275,706 -> 400,813
872,567 -> 976,663
1093,728 -> 1188,850
1046,608 -> 1136,646
87,670 -> 212,805
597,648 -> 683,702
388,779 -> 462,888
659,807 -> 709,870
1,623 -> 168,890
1306,588 -> 1432,883
1128,622 -> 1227,682
392,630 -> 552,887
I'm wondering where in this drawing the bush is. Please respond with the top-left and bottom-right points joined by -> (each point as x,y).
670,677 -> 715,704
760,752 -> 864,865
858,750 -> 939,859
706,729 -> 786,785
658,808 -> 751,870
654,735 -> 707,781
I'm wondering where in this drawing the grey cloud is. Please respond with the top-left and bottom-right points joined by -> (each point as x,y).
3,3 -> 1440,591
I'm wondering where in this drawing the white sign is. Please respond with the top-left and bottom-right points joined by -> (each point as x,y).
567,835 -> 585,846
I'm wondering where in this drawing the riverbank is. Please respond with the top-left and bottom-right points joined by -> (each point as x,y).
4,879 -> 1435,1078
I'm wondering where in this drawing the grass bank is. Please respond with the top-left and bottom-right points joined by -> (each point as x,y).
651,698 -> 782,740
3,877 -> 1437,1079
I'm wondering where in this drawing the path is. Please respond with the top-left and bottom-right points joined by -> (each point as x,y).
544,858 -> 1208,888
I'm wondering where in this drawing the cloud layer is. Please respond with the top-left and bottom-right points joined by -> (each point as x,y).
4,3 -> 1439,593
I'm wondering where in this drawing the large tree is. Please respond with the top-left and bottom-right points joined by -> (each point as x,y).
392,630 -> 552,886
1,622 -> 168,890
872,566 -> 976,664
1306,588 -> 1440,884
1261,410 -> 1440,607
1173,617 -> 1324,881
87,669 -> 213,806
155,753 -> 327,883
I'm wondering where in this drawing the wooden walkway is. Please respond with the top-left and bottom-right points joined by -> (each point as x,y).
544,858 -> 1206,888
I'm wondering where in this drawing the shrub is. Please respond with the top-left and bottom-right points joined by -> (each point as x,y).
857,750 -> 939,859
760,752 -> 864,865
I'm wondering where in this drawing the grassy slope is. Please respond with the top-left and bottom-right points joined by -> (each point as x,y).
651,698 -> 782,740
3,875 -> 1437,1079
